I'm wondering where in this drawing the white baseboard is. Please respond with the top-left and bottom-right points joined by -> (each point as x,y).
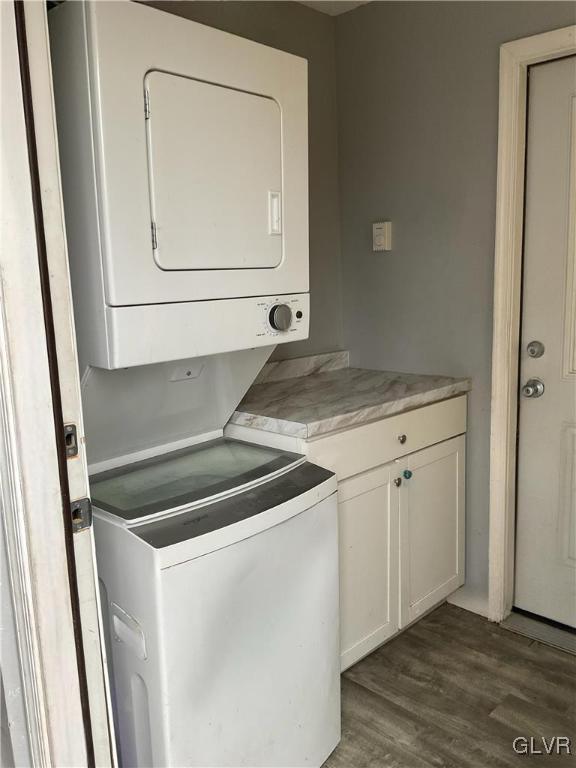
447,585 -> 489,618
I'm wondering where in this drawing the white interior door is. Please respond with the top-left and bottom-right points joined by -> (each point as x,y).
515,56 -> 576,628
11,1 -> 116,762
2,2 -> 114,763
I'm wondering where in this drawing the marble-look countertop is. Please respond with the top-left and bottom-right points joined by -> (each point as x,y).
230,356 -> 471,439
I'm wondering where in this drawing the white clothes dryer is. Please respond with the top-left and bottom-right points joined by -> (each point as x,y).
49,1 -> 310,369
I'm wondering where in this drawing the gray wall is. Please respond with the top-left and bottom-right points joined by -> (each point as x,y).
335,1 -> 576,614
145,1 -> 344,361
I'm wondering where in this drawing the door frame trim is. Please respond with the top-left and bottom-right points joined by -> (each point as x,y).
488,25 -> 576,623
1,1 -> 90,762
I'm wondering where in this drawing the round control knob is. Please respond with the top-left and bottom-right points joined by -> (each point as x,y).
269,304 -> 293,332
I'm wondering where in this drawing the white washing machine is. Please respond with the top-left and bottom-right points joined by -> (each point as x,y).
91,438 -> 340,767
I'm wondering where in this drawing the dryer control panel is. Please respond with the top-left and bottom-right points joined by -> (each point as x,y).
262,297 -> 307,337
103,294 -> 310,369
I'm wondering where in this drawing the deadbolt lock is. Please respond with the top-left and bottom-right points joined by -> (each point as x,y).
526,340 -> 545,358
521,378 -> 545,398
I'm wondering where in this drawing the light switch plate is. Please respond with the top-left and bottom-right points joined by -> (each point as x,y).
373,221 -> 392,252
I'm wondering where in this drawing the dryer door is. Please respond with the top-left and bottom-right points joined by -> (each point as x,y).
145,72 -> 283,272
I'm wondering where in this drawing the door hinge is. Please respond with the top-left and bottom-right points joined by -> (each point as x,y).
70,498 -> 92,533
64,423 -> 78,458
151,221 -> 158,250
144,89 -> 150,119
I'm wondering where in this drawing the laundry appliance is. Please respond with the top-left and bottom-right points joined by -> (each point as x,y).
49,0 -> 309,370
91,439 -> 340,768
49,2 -> 340,767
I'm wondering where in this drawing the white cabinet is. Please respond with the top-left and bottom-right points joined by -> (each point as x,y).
337,465 -> 398,671
397,435 -> 465,629
334,434 -> 465,670
307,396 -> 466,669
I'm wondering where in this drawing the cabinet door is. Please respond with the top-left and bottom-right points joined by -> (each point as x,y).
338,463 -> 399,671
398,435 -> 465,628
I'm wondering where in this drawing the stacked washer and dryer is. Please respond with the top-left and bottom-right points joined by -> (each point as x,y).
49,2 -> 340,766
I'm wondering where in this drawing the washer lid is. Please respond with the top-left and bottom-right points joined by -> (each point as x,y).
132,461 -> 334,551
90,438 -> 302,523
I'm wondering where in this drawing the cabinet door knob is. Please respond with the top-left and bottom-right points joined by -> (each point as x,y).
403,470 -> 413,480
394,477 -> 402,487
398,434 -> 407,444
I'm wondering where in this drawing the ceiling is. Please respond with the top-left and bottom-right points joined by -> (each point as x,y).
298,1 -> 371,16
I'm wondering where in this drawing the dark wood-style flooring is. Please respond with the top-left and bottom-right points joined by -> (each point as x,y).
324,604 -> 576,767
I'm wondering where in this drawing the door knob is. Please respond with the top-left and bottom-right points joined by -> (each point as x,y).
403,470 -> 413,480
394,478 -> 402,487
526,340 -> 545,358
397,434 -> 407,444
521,378 -> 545,398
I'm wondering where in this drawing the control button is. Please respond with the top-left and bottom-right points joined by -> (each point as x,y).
296,310 -> 303,319
269,304 -> 293,332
